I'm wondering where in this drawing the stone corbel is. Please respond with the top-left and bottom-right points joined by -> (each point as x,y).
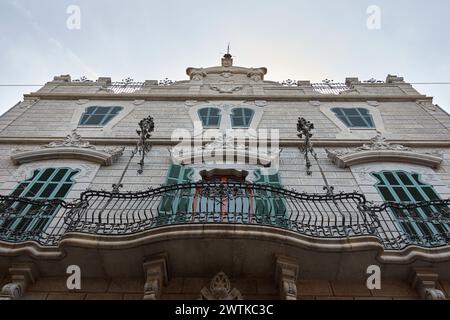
275,255 -> 299,300
143,254 -> 169,300
0,263 -> 38,300
410,268 -> 446,300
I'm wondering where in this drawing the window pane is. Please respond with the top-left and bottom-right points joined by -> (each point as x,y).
422,187 -> 439,201
348,116 -> 367,127
52,169 -> 67,182
11,183 -> 28,197
363,115 -> 375,127
40,183 -> 58,198
393,187 -> 411,202
84,115 -> 104,125
208,116 -> 220,126
25,183 -> 44,197
55,184 -> 72,198
397,172 -> 412,186
336,115 -> 352,127
39,169 -> 55,182
80,106 -> 122,126
343,108 -> 359,116
378,187 -> 395,201
233,117 -> 244,127
384,172 -> 399,185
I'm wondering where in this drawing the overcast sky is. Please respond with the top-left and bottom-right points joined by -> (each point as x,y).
1,0 -> 450,115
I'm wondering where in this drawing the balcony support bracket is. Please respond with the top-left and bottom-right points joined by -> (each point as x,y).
275,255 -> 299,300
0,263 -> 38,300
143,253 -> 169,300
410,267 -> 446,300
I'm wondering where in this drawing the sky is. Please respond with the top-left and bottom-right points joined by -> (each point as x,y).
1,0 -> 450,115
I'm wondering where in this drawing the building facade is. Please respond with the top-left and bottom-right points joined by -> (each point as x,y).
0,54 -> 450,300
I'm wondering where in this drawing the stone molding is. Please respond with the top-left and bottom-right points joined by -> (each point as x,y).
410,268 -> 446,300
2,136 -> 450,148
2,224 -> 450,266
327,135 -> 443,169
10,130 -> 124,166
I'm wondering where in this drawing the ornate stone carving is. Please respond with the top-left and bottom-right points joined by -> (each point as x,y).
354,135 -> 411,152
170,133 -> 280,166
247,69 -> 265,82
209,83 -> 243,94
424,288 -> 446,300
43,130 -> 94,149
200,272 -> 242,300
220,71 -> 233,79
10,130 -> 124,166
191,69 -> 207,81
366,100 -> 380,107
308,100 -> 321,107
254,100 -> 268,107
0,283 -> 24,300
326,136 -> 442,169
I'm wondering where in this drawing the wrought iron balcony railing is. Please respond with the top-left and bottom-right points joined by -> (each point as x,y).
1,183 -> 450,249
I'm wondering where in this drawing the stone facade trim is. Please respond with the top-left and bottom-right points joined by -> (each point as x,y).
10,130 -> 124,166
327,135 -> 443,169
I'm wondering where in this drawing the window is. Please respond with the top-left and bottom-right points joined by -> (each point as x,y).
198,108 -> 221,128
1,168 -> 79,240
157,166 -> 287,227
331,108 -> 375,128
373,171 -> 450,244
231,108 -> 255,128
79,106 -> 123,126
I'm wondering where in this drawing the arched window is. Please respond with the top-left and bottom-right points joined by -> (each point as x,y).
331,107 -> 375,128
79,106 -> 123,126
198,108 -> 221,128
231,108 -> 255,128
1,168 -> 79,241
373,170 -> 450,244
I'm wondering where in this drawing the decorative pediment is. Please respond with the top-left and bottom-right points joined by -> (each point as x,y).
326,135 -> 442,169
186,53 -> 267,84
11,130 -> 124,166
169,133 -> 280,166
200,272 -> 242,300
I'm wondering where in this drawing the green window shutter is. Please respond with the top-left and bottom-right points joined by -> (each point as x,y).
1,168 -> 78,241
373,171 -> 450,245
158,164 -> 194,223
253,169 -> 287,226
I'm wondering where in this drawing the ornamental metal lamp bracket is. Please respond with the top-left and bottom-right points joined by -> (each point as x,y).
297,117 -> 334,195
112,116 -> 154,193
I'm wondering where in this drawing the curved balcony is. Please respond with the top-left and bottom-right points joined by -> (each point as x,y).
1,183 -> 450,250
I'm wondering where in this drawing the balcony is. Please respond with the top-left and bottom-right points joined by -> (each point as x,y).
1,182 -> 450,250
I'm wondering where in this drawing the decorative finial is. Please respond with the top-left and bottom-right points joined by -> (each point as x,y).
222,43 -> 233,67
